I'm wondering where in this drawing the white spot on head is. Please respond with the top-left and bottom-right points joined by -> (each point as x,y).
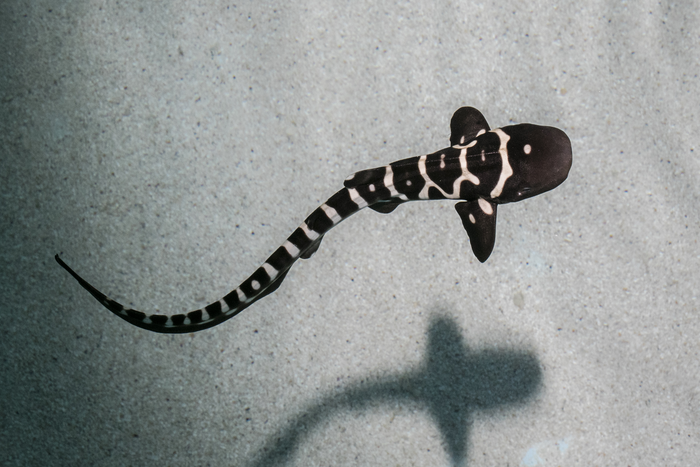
524,144 -> 532,154
406,180 -> 412,186
251,280 -> 260,291
369,184 -> 376,192
468,213 -> 476,224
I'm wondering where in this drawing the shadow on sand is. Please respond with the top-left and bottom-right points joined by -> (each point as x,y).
250,313 -> 542,466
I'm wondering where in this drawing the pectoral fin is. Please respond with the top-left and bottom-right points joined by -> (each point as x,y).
454,199 -> 498,262
450,107 -> 490,146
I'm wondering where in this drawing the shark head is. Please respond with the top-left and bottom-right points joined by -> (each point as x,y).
499,123 -> 572,203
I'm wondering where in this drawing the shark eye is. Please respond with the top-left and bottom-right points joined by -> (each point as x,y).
523,144 -> 532,154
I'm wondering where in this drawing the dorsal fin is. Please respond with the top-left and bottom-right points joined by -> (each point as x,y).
450,107 -> 490,146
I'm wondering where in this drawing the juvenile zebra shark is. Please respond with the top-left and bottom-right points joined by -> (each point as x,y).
56,107 -> 572,333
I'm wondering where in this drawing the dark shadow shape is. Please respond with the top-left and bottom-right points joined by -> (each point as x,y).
250,314 -> 542,466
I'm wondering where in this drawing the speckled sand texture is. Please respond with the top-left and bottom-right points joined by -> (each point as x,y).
2,1 -> 699,466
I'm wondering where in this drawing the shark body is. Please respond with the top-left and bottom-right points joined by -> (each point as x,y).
56,107 -> 572,333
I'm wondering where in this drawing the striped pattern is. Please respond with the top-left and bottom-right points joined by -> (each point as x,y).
54,190 -> 362,333
56,107 -> 572,333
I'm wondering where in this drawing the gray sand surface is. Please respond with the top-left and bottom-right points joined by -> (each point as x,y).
2,1 -> 699,465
